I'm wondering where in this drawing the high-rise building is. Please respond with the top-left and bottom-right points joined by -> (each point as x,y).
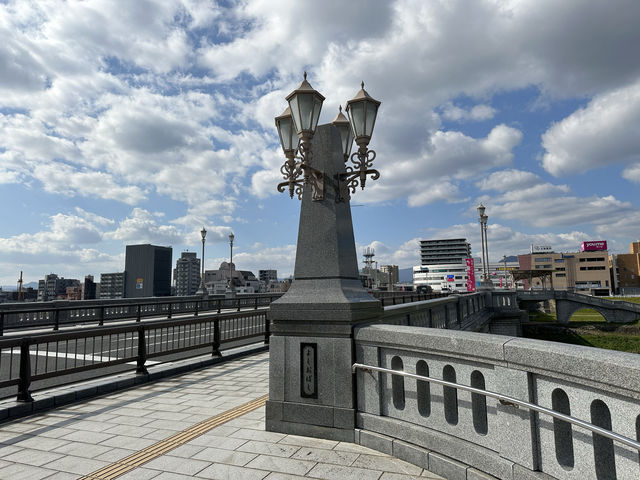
100,272 -> 125,299
125,244 -> 173,298
82,275 -> 97,300
259,269 -> 278,284
420,238 -> 471,265
174,251 -> 201,296
414,239 -> 474,293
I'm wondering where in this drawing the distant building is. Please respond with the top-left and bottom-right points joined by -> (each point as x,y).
420,238 -> 471,265
204,262 -> 261,294
610,241 -> 640,295
66,285 -> 82,300
415,239 -> 474,292
259,269 -> 278,284
82,275 -> 97,300
380,265 -> 399,285
518,246 -> 611,295
125,244 -> 173,298
100,272 -> 125,299
37,274 -> 80,301
174,251 -> 201,296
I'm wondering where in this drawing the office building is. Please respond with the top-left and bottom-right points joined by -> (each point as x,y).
174,251 -> 201,296
610,241 -> 640,295
518,244 -> 611,295
205,262 -> 261,294
420,238 -> 471,265
259,269 -> 278,284
82,275 -> 97,300
414,239 -> 474,292
100,272 -> 125,299
125,244 -> 173,298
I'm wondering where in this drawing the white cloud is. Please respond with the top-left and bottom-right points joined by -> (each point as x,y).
354,124 -> 522,206
622,163 -> 640,183
477,169 -> 542,192
441,102 -> 497,122
542,81 -> 640,176
105,208 -> 185,245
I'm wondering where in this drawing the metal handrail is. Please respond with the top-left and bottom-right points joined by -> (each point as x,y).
352,363 -> 640,452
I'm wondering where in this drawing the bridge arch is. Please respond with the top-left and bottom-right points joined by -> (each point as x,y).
555,299 -> 636,324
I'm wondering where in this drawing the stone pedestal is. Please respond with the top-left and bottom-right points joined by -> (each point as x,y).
266,124 -> 382,441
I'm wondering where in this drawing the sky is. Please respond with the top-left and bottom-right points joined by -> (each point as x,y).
1,0 -> 640,287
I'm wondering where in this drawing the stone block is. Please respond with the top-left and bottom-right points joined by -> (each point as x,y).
466,468 -> 498,480
266,418 -> 354,442
283,401 -> 333,427
268,335 -> 285,401
392,439 -> 429,470
333,407 -> 354,429
265,400 -> 283,422
54,391 -> 76,406
358,429 -> 393,455
428,452 -> 467,480
512,464 -> 556,480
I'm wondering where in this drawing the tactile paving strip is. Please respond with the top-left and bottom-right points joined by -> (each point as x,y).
81,393 -> 269,480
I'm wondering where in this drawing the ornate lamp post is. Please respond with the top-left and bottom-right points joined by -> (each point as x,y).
477,204 -> 491,288
196,227 -> 208,296
267,73 -> 383,441
227,232 -> 235,296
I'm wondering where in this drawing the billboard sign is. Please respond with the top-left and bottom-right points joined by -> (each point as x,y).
531,244 -> 553,253
446,274 -> 455,282
465,258 -> 476,292
581,240 -> 607,252
136,278 -> 144,289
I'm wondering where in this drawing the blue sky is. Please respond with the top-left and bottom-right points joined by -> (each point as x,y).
1,0 -> 640,286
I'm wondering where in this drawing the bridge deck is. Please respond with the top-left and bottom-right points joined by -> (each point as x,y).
0,349 -> 443,479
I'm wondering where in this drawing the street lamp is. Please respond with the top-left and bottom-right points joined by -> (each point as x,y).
227,232 -> 235,296
276,73 -> 381,202
477,204 -> 491,288
196,227 -> 207,296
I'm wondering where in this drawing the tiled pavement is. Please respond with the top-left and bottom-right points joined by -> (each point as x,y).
0,351 -> 445,479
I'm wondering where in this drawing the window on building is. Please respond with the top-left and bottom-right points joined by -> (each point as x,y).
556,273 -> 566,277
554,259 -> 565,263
556,267 -> 565,271
535,257 -> 552,262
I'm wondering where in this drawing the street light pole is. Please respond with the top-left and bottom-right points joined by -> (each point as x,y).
477,204 -> 492,289
227,232 -> 235,297
197,227 -> 207,296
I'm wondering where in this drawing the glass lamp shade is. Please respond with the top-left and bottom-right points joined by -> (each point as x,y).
229,232 -> 234,244
477,204 -> 486,218
275,107 -> 296,156
346,82 -> 381,147
200,227 -> 207,240
286,73 -> 325,139
331,105 -> 354,160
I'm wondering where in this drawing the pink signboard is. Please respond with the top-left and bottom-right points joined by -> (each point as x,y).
581,240 -> 608,252
465,258 -> 476,292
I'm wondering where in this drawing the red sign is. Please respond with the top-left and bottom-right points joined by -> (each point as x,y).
465,258 -> 476,292
581,241 -> 607,252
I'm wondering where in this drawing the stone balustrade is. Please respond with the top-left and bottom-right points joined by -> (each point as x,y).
354,324 -> 640,480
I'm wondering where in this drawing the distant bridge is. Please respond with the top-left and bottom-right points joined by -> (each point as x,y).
517,290 -> 640,323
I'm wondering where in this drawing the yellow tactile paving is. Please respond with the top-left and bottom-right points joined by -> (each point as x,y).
80,393 -> 268,480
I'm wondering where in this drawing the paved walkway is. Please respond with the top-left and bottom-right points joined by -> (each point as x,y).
0,351 -> 444,480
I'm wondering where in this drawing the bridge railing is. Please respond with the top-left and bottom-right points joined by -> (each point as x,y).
0,309 -> 269,402
379,293 -> 489,331
0,294 -> 283,335
354,324 -> 640,479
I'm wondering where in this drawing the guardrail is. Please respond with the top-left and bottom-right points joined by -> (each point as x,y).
0,294 -> 283,335
0,309 -> 269,402
0,291 -> 447,335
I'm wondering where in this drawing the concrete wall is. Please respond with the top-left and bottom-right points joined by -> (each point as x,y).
354,325 -> 640,480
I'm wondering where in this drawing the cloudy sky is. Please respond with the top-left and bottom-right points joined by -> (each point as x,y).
1,0 -> 640,286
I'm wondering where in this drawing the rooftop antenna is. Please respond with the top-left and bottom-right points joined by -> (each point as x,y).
363,247 -> 375,272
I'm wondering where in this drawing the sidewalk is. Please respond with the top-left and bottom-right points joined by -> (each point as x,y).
0,350 -> 444,479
